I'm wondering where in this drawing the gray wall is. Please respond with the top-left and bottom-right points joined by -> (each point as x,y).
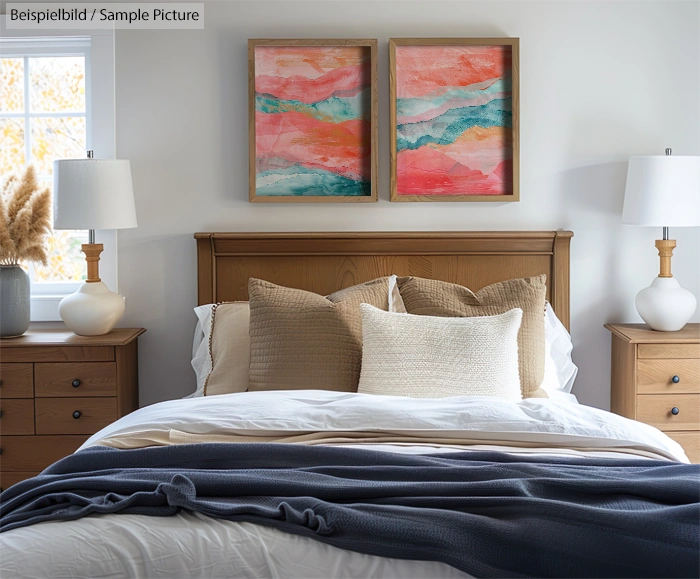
111,0 -> 700,407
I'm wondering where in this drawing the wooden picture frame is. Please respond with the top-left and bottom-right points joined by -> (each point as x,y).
249,39 -> 378,203
389,38 -> 520,202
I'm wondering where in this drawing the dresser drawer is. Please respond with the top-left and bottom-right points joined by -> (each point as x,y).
35,363 -> 117,397
1,346 -> 115,363
0,435 -> 89,471
0,399 -> 35,435
637,359 -> 700,394
0,471 -> 39,492
637,394 -> 700,430
0,364 -> 33,398
638,344 -> 700,360
664,431 -> 700,464
35,397 -> 117,435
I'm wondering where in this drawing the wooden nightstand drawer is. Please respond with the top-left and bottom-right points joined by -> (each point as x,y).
664,431 -> 700,464
0,471 -> 39,492
0,435 -> 89,471
0,399 -> 35,435
637,359 -> 700,394
637,394 -> 700,431
35,363 -> 117,397
2,346 -> 115,363
638,344 -> 700,360
35,397 -> 117,435
0,364 -> 33,398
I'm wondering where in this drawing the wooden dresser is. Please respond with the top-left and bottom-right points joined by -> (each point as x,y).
606,323 -> 700,463
0,325 -> 145,490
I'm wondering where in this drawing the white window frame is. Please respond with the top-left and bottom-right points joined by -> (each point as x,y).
0,25 -> 117,321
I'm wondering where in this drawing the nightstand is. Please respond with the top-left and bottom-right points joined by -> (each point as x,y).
605,323 -> 699,463
0,325 -> 145,490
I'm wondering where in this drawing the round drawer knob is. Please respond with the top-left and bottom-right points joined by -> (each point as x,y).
72,410 -> 81,419
671,375 -> 680,384
671,407 -> 680,416
71,379 -> 81,388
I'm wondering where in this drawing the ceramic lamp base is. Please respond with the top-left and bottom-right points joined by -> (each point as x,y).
59,281 -> 125,336
635,276 -> 697,332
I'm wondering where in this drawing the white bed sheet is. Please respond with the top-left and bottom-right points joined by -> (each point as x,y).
0,391 -> 688,579
0,509 -> 471,579
80,390 -> 686,461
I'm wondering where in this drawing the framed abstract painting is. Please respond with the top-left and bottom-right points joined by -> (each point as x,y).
249,39 -> 378,203
389,38 -> 519,202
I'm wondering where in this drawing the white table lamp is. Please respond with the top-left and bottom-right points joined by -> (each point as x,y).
622,149 -> 700,331
53,152 -> 137,336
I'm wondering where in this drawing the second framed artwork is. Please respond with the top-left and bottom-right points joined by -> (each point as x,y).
249,39 -> 378,202
390,38 -> 519,202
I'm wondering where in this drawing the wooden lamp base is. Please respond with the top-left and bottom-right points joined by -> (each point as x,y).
58,242 -> 125,336
655,239 -> 676,278
81,243 -> 103,283
634,238 -> 697,331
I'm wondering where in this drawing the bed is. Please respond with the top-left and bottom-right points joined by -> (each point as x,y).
1,231 -> 698,579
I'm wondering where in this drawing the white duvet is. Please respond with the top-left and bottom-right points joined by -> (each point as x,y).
0,390 -> 689,579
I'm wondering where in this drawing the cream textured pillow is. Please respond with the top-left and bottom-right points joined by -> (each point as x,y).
203,302 -> 250,396
397,275 -> 547,399
248,277 -> 395,392
358,304 -> 523,401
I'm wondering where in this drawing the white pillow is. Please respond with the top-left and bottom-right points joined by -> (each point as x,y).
188,304 -> 215,398
540,301 -> 578,396
357,304 -> 523,401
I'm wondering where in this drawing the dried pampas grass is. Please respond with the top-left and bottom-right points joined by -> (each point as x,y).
0,166 -> 52,266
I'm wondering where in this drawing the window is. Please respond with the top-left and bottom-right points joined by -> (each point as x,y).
0,31 -> 116,321
1,46 -> 90,284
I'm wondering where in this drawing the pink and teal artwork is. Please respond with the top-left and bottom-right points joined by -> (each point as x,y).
391,41 -> 518,201
251,43 -> 375,200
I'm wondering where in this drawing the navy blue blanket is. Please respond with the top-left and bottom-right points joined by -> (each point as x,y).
1,443 -> 698,578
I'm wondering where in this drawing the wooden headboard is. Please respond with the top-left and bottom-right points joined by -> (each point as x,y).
195,231 -> 574,330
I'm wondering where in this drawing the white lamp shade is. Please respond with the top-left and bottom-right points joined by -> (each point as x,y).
622,155 -> 700,227
53,159 -> 137,230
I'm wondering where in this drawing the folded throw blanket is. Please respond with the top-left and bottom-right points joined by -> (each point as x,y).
1,444 -> 698,578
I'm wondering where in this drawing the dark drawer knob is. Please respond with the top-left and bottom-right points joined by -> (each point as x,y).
671,407 -> 680,416
71,379 -> 81,388
72,410 -> 81,419
0,410 -> 3,418
672,375 -> 680,384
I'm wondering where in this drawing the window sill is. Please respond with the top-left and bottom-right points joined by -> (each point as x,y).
30,295 -> 65,322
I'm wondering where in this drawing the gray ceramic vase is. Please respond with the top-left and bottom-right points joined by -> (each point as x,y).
0,265 -> 30,337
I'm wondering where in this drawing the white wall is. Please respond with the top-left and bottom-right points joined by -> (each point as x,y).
111,0 -> 700,408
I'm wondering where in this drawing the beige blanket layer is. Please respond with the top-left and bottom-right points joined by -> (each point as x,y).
94,428 -> 676,461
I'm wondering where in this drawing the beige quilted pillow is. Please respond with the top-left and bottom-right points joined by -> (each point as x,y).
358,304 -> 523,401
397,275 -> 547,399
248,277 -> 394,392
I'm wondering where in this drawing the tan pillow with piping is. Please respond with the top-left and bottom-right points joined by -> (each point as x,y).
203,302 -> 250,396
201,276 -> 405,396
248,277 -> 393,392
396,275 -> 548,399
